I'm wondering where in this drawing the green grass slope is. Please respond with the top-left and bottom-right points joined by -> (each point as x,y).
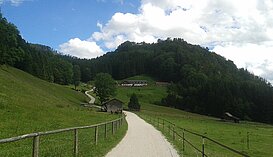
123,75 -> 156,84
0,66 -> 125,156
117,75 -> 273,157
117,75 -> 166,106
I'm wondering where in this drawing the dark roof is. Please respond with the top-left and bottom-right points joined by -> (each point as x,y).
102,98 -> 123,106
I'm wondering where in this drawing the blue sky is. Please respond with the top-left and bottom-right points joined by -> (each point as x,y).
1,0 -> 139,49
1,0 -> 273,83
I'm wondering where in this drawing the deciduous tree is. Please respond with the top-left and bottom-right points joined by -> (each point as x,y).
94,73 -> 116,104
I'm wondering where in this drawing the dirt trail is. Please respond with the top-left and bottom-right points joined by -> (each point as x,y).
105,111 -> 179,157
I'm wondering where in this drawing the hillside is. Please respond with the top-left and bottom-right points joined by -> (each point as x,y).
0,65 -> 119,139
72,41 -> 273,124
115,78 -> 273,157
0,66 -> 128,156
1,12 -> 272,124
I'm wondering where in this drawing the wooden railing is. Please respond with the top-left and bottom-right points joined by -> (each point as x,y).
0,115 -> 125,157
141,115 -> 250,157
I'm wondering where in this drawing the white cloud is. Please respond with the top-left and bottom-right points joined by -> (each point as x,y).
59,38 -> 104,59
213,42 -> 273,83
88,0 -> 273,83
0,0 -> 29,6
92,0 -> 273,48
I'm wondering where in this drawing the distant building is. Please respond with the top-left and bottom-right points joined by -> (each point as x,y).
223,112 -> 240,123
102,99 -> 123,114
155,82 -> 171,86
120,80 -> 148,87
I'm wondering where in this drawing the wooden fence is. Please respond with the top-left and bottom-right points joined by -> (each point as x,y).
0,115 -> 125,157
142,115 -> 250,157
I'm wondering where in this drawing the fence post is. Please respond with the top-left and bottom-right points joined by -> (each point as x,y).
105,123 -> 107,139
32,135 -> 39,157
122,116 -> 124,125
74,129 -> 78,157
169,124 -> 171,135
182,129 -> 185,151
172,126 -> 175,141
95,126 -> 99,145
112,121 -> 114,134
163,119 -> 165,131
202,137 -> 205,157
157,118 -> 159,127
247,132 -> 249,149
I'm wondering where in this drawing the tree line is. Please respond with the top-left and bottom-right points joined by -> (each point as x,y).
1,13 -> 272,124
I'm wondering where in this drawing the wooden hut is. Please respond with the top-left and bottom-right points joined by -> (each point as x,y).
102,99 -> 123,114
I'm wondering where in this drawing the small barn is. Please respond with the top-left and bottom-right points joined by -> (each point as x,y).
102,99 -> 123,114
223,112 -> 240,123
120,80 -> 148,87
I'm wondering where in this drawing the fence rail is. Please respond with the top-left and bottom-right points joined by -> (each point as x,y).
0,115 -> 125,157
142,115 -> 250,157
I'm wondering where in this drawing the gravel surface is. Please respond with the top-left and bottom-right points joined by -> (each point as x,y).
85,88 -> 95,104
105,111 -> 179,157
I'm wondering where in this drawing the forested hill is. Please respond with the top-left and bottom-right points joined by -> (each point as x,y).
1,13 -> 273,124
83,40 -> 272,124
0,13 -> 73,85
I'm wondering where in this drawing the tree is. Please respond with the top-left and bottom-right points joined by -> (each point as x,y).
73,65 -> 81,90
128,93 -> 140,111
94,73 -> 116,104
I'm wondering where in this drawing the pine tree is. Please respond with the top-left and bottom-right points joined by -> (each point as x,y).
128,93 -> 140,111
73,65 -> 81,90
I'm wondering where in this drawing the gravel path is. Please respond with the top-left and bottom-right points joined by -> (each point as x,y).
85,88 -> 96,104
105,111 -> 179,157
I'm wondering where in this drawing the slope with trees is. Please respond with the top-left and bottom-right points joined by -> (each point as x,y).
73,40 -> 273,124
0,13 -> 75,85
1,12 -> 272,124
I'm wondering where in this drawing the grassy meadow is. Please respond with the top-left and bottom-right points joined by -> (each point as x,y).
0,66 -> 126,156
116,76 -> 273,157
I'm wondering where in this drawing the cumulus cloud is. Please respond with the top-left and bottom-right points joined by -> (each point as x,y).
59,38 -> 104,59
0,0 -> 29,6
213,42 -> 273,83
92,0 -> 273,48
88,0 -> 273,83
